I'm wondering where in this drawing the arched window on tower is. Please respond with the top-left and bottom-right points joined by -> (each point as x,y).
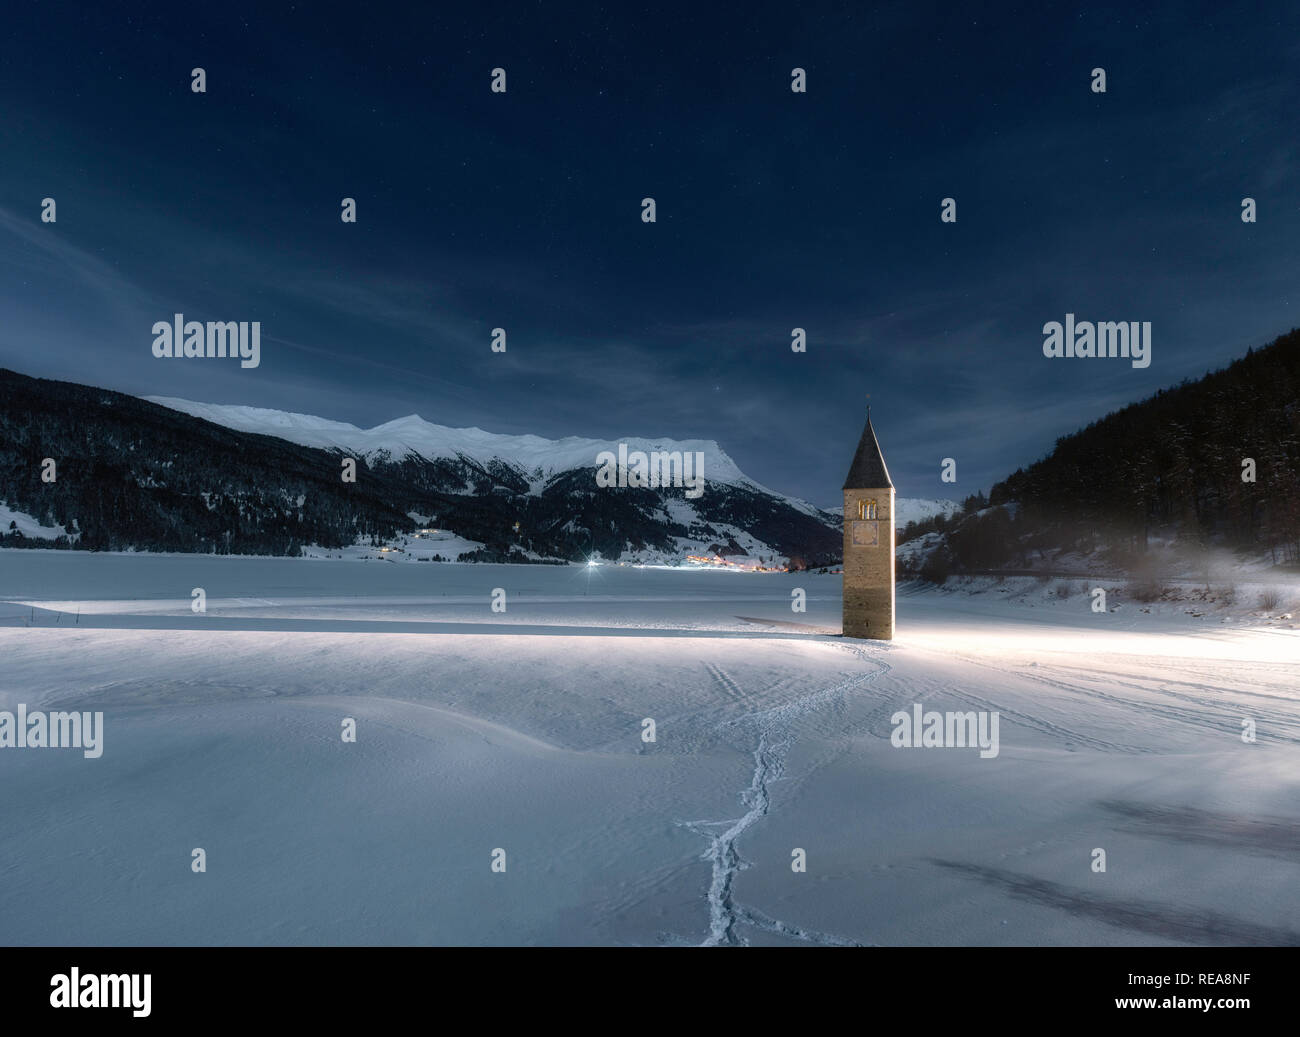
857,498 -> 877,520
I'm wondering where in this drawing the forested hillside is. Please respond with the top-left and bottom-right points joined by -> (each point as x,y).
904,329 -> 1300,574
0,369 -> 842,565
0,369 -> 428,554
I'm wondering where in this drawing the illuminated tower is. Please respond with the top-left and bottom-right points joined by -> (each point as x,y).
842,409 -> 894,639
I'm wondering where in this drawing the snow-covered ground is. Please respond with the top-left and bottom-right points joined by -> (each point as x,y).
0,502 -> 77,542
300,528 -> 488,563
1,550 -> 1297,946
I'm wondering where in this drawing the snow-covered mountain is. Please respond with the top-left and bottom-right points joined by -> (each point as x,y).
145,396 -> 825,513
131,394 -> 842,566
145,396 -> 948,531
0,366 -> 931,568
893,497 -> 961,529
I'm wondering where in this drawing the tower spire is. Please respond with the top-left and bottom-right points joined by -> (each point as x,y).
842,405 -> 893,490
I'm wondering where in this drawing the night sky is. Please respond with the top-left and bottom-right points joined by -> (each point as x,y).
1,2 -> 1297,507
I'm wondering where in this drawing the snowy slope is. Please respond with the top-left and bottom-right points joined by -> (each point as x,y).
0,502 -> 77,541
893,497 -> 961,529
128,395 -> 860,565
3,551 -> 1297,946
146,396 -> 789,498
143,397 -> 956,536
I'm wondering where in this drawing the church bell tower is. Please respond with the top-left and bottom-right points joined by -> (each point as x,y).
842,408 -> 894,640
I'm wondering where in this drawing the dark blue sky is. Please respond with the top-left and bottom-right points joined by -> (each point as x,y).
2,2 -> 1297,506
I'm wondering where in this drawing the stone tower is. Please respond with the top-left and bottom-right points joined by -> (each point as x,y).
842,410 -> 895,640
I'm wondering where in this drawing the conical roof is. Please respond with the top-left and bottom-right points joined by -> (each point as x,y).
842,414 -> 893,490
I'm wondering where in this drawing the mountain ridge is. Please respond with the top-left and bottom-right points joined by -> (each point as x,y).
142,394 -> 827,512
0,369 -> 858,565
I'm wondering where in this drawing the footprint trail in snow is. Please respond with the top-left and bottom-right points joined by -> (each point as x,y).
680,644 -> 891,946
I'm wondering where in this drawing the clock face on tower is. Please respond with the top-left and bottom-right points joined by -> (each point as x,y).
850,520 -> 879,547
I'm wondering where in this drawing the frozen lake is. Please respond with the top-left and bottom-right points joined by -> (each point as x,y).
1,550 -> 1298,945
